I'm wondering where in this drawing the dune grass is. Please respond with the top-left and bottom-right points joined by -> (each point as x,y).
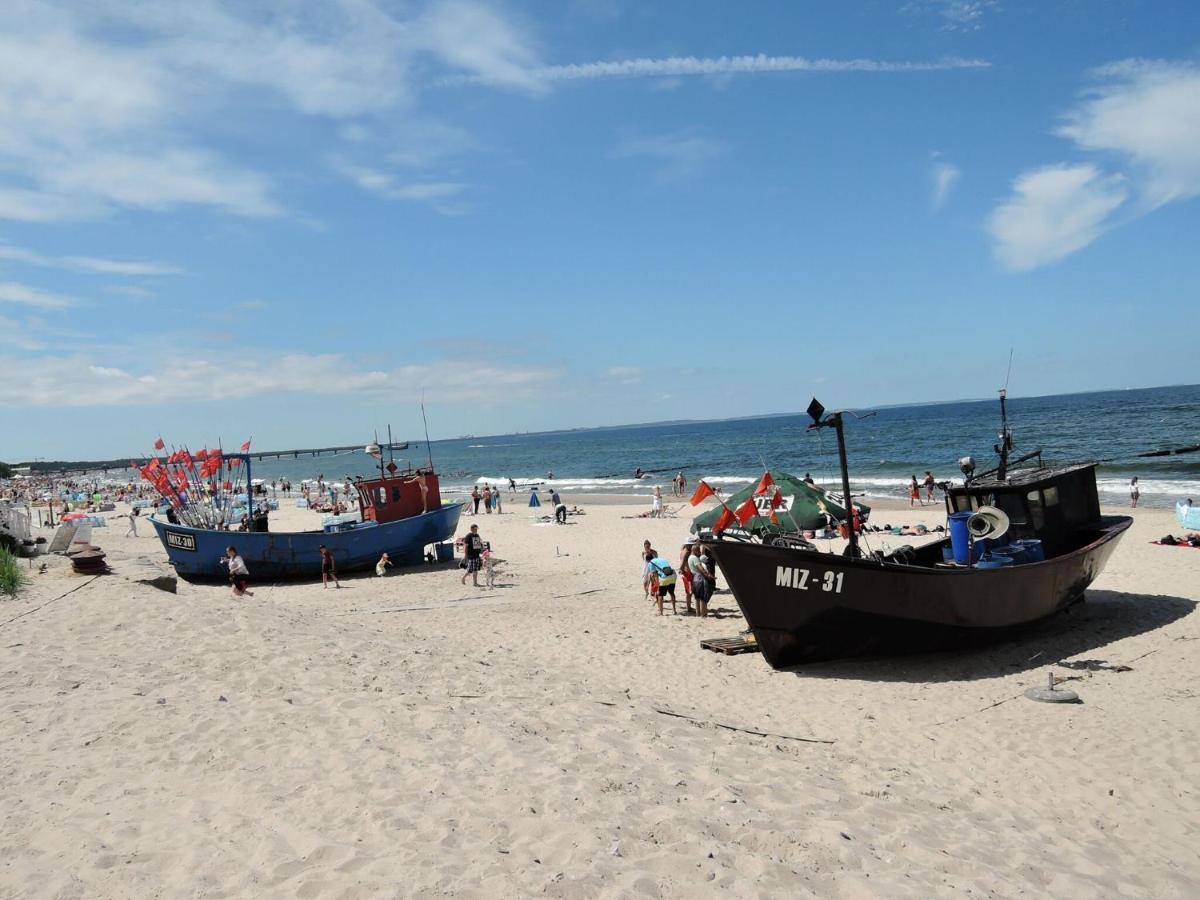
0,547 -> 28,599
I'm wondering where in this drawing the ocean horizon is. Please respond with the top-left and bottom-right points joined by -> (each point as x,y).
62,383 -> 1200,510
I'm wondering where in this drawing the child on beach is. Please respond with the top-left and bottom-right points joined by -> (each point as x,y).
320,544 -> 339,589
482,545 -> 497,589
375,552 -> 392,576
222,546 -> 253,598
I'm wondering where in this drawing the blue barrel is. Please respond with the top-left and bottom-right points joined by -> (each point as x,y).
976,554 -> 1013,569
435,542 -> 455,562
999,542 -> 1027,563
1015,539 -> 1044,562
948,512 -> 972,564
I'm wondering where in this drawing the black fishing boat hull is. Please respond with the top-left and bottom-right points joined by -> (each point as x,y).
707,515 -> 1132,668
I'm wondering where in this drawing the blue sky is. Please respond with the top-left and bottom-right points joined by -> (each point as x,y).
2,0 -> 1198,460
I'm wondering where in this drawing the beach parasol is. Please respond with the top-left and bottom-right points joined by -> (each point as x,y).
690,470 -> 870,535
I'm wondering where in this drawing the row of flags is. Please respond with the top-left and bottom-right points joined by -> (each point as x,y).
689,471 -> 783,532
135,437 -> 252,527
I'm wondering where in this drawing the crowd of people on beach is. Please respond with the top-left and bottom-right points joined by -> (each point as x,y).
641,537 -> 716,617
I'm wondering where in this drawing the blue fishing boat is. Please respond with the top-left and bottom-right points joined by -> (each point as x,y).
148,446 -> 462,580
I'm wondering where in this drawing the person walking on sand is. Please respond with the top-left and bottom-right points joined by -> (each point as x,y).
689,543 -> 715,618
319,544 -> 339,588
641,539 -> 658,599
471,485 -> 481,515
124,505 -> 140,537
652,486 -> 663,518
222,546 -> 253,598
493,489 -> 502,515
909,475 -> 921,507
552,488 -> 567,524
482,483 -> 493,514
679,540 -> 696,613
923,471 -> 936,503
508,477 -> 517,493
460,524 -> 484,587
1130,476 -> 1140,508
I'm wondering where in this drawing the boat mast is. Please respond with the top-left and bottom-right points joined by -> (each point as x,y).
995,389 -> 1014,481
807,398 -> 861,559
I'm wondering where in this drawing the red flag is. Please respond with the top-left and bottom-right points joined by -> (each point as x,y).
735,497 -> 758,526
222,481 -> 233,492
754,471 -> 775,495
153,437 -> 165,450
770,510 -> 780,525
240,439 -> 251,452
194,448 -> 209,461
229,458 -> 241,468
689,481 -> 715,506
713,507 -> 736,532
174,470 -> 188,489
771,488 -> 784,509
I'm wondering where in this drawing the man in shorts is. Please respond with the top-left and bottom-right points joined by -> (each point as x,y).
460,524 -> 484,587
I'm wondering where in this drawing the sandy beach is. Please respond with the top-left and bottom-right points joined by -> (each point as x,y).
2,494 -> 1198,898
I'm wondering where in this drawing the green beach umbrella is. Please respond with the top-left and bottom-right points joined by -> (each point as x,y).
691,470 -> 870,536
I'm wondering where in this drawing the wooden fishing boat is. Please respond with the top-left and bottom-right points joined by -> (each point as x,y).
706,394 -> 1133,668
152,462 -> 461,580
151,473 -> 461,581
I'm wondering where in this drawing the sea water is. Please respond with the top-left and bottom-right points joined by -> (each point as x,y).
134,384 -> 1200,508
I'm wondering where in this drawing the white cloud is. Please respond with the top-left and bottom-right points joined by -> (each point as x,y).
448,52 -> 989,88
1058,60 -> 1200,208
0,241 -> 180,276
612,133 -> 726,181
0,315 -> 46,351
906,1 -> 999,32
988,59 -> 1200,270
987,165 -> 1128,271
0,281 -> 76,309
932,160 -> 961,209
338,164 -> 467,207
416,0 -> 546,94
606,366 -> 643,384
0,350 -> 555,408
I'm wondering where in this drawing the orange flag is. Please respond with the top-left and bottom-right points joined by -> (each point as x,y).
689,481 -> 715,506
754,471 -> 775,495
713,507 -> 736,532
735,497 -> 758,526
153,437 -> 165,450
240,439 -> 252,452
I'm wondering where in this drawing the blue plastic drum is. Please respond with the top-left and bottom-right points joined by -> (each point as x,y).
975,554 -> 1013,569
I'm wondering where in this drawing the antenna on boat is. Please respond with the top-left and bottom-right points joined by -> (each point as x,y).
420,395 -> 435,471
806,397 -> 862,559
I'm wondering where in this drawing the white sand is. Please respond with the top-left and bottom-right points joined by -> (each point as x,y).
1,495 -> 1198,897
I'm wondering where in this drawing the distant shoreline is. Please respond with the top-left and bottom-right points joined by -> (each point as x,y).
12,382 -> 1199,469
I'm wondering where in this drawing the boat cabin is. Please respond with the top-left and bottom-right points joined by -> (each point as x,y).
355,469 -> 441,524
945,462 -> 1102,554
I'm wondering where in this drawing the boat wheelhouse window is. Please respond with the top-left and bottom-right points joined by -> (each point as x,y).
392,486 -> 402,502
993,492 -> 1028,525
1044,485 -> 1059,508
1026,490 -> 1044,529
375,487 -> 387,505
951,493 -> 992,513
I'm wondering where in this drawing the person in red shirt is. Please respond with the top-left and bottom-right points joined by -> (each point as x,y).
319,544 -> 339,589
